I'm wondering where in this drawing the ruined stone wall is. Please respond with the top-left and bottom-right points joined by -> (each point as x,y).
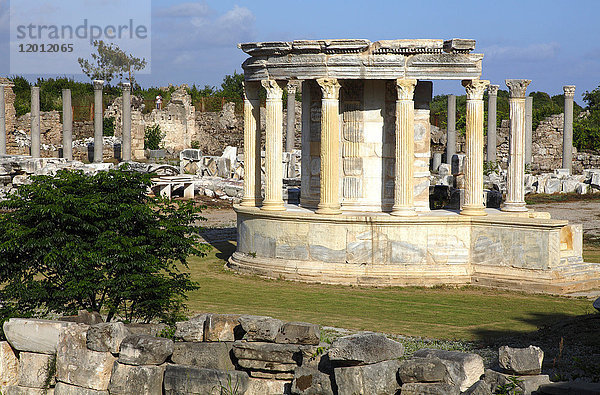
16,111 -> 62,146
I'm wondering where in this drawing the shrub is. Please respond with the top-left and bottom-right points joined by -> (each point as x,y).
103,116 -> 115,136
144,124 -> 164,150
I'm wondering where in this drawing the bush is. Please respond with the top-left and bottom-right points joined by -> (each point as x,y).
0,168 -> 208,323
103,116 -> 115,136
144,124 -> 164,150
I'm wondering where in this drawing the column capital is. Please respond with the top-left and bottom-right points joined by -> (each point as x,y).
505,79 -> 531,98
93,80 -> 104,90
462,79 -> 490,100
286,81 -> 298,95
243,81 -> 260,101
122,82 -> 131,91
487,84 -> 499,96
563,85 -> 576,97
316,78 -> 341,100
261,79 -> 285,100
395,79 -> 417,100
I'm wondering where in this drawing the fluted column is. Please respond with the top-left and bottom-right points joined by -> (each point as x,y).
525,96 -> 533,164
241,81 -> 262,207
316,78 -> 341,215
62,89 -> 73,160
563,85 -> 575,172
261,79 -> 286,211
122,83 -> 132,161
0,85 -> 5,155
31,86 -> 41,158
503,79 -> 531,212
446,94 -> 456,164
391,79 -> 418,216
286,82 -> 297,152
93,80 -> 104,163
461,79 -> 489,216
487,85 -> 499,162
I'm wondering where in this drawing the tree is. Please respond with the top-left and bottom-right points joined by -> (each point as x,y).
0,168 -> 207,323
219,71 -> 245,101
78,40 -> 147,86
574,84 -> 600,151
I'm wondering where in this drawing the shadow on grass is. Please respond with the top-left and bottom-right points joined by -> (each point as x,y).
199,227 -> 237,262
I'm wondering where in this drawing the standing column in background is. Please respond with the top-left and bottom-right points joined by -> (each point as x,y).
62,89 -> 73,160
562,85 -> 575,172
446,94 -> 456,164
0,85 -> 5,155
93,80 -> 104,163
240,81 -> 262,207
261,79 -> 286,211
31,86 -> 41,158
286,82 -> 297,152
525,96 -> 533,164
487,84 -> 499,162
122,83 -> 132,161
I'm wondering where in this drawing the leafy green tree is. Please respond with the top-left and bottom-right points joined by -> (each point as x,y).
218,71 -> 244,101
0,168 -> 207,323
574,84 -> 600,151
78,40 -> 147,86
144,124 -> 164,150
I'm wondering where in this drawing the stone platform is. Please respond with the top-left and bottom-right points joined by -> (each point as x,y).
229,205 -> 600,294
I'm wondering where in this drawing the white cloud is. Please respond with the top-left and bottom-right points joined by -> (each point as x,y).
156,2 -> 211,18
482,42 -> 560,62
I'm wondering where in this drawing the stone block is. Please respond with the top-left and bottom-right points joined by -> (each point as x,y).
123,323 -> 166,337
498,345 -> 543,375
118,335 -> 173,366
576,182 -> 589,194
18,352 -> 55,388
291,366 -> 333,395
328,332 -> 404,366
249,370 -> 294,380
463,379 -> 492,395
60,311 -> 103,326
438,163 -> 451,176
554,168 -> 570,177
163,365 -> 249,395
397,357 -> 449,384
171,341 -> 235,370
400,382 -> 459,394
204,314 -> 243,342
562,179 -> 578,193
544,178 -> 561,194
538,381 -> 600,394
108,362 -> 164,395
232,342 -> 304,364
334,359 -> 401,395
54,382 -> 108,394
3,319 -> 74,354
3,385 -> 54,394
174,314 -> 207,342
56,323 -> 116,391
247,377 -> 290,394
237,358 -> 297,373
451,154 -> 465,175
484,369 -> 550,395
86,322 -> 129,353
275,322 -> 320,345
0,341 -> 19,386
239,315 -> 284,342
413,349 -> 484,392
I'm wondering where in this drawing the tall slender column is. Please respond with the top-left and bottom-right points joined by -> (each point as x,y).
446,94 -> 456,164
461,79 -> 489,216
286,82 -> 297,152
391,79 -> 417,216
93,80 -> 104,163
525,96 -> 533,164
261,79 -> 286,211
562,85 -> 575,172
487,85 -> 499,162
122,83 -> 132,161
0,85 -> 5,155
241,81 -> 262,207
316,78 -> 341,215
31,86 -> 40,158
503,79 -> 531,212
62,89 -> 73,160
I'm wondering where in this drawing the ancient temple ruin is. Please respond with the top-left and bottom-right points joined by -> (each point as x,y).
229,38 -> 600,293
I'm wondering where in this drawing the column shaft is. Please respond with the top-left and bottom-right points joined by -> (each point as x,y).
0,86 -> 5,155
93,80 -> 104,163
31,87 -> 40,158
563,85 -> 575,172
62,89 -> 73,160
487,85 -> 498,162
286,83 -> 297,152
446,94 -> 456,164
316,79 -> 341,215
525,96 -> 533,164
391,79 -> 417,216
503,79 -> 531,212
261,80 -> 285,211
122,83 -> 132,161
461,79 -> 489,216
241,81 -> 262,207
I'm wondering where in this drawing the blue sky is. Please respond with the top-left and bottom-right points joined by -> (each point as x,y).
1,0 -> 599,101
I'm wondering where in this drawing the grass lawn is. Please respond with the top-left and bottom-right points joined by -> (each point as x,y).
185,241 -> 594,342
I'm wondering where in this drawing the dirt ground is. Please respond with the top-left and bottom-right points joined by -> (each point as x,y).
532,201 -> 600,236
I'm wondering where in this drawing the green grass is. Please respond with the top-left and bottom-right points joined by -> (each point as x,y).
184,241 -> 593,342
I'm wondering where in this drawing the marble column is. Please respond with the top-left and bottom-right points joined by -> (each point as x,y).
241,81 -> 262,207
31,86 -> 41,158
316,78 -> 341,215
525,96 -> 533,164
391,79 -> 417,216
122,83 -> 132,161
62,89 -> 73,160
502,79 -> 531,212
562,85 -> 575,172
487,85 -> 499,162
261,79 -> 286,211
446,94 -> 456,164
460,79 -> 489,216
286,82 -> 297,152
93,80 -> 104,163
0,85 -> 5,155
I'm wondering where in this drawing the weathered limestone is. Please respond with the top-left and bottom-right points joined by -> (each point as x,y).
0,341 -> 19,386
261,79 -> 286,211
315,78 -> 341,215
334,359 -> 402,395
239,315 -> 284,342
398,357 -> 450,383
86,323 -> 130,354
487,85 -> 499,162
0,85 -> 6,155
121,83 -> 131,162
503,79 -> 531,212
203,314 -> 242,342
163,365 -> 249,395
107,362 -> 164,395
287,82 -> 297,152
93,80 -> 104,163
461,79 -> 489,216
328,332 -> 404,365
275,321 -> 320,345
118,335 -> 173,366
563,85 -> 575,172
174,314 -> 207,342
31,86 -> 41,158
291,366 -> 334,394
525,96 -> 533,164
240,81 -> 262,207
18,352 -> 55,388
3,319 -> 74,354
171,342 -> 235,370
54,382 -> 108,394
62,89 -> 73,160
446,94 -> 456,164
391,79 -> 417,216
413,349 -> 484,392
401,382 -> 460,394
498,345 -> 543,375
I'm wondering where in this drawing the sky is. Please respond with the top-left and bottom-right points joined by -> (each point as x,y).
0,0 -> 599,102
